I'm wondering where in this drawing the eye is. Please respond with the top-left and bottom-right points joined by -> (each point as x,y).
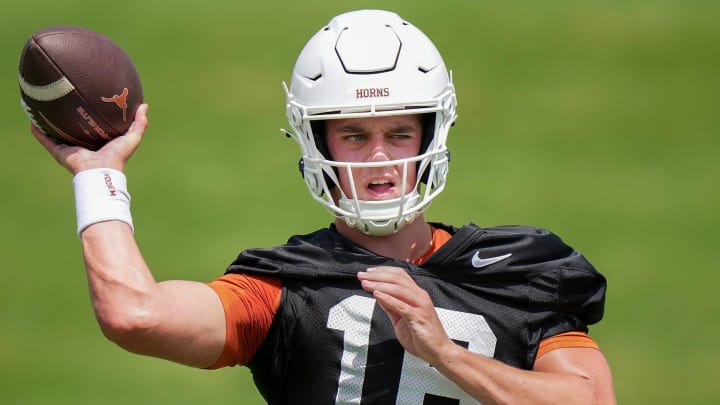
344,134 -> 366,142
389,133 -> 412,140
387,131 -> 419,143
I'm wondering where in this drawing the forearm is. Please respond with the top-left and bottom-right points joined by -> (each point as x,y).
433,344 -> 602,405
81,221 -> 160,337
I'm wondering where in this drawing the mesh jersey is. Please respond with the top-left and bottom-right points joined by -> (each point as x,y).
218,223 -> 606,404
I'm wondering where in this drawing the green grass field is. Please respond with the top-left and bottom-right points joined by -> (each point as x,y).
1,1 -> 718,403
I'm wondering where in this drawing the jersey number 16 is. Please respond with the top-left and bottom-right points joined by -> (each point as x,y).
327,295 -> 497,405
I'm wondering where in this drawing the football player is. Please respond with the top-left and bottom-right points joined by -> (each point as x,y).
32,9 -> 616,404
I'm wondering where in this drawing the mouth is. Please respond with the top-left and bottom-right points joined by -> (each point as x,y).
366,178 -> 396,198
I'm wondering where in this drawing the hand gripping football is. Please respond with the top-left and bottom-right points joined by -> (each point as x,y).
18,26 -> 143,150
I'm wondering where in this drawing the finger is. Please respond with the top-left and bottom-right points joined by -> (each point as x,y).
373,288 -> 416,320
124,103 -> 149,148
373,291 -> 402,323
29,123 -> 87,171
127,103 -> 149,139
373,288 -> 404,311
362,278 -> 427,308
359,268 -> 428,305
93,104 -> 149,170
30,123 -> 62,153
358,267 -> 421,298
358,266 -> 413,283
102,103 -> 149,150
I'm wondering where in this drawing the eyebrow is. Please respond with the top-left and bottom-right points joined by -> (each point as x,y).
335,124 -> 365,133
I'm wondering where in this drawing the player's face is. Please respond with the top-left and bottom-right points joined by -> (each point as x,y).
325,114 -> 423,201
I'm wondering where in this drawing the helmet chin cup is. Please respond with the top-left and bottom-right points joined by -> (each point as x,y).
339,192 -> 421,236
284,10 -> 457,234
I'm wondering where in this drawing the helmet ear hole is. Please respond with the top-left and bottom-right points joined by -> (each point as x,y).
306,173 -> 320,195
300,158 -> 324,196
298,158 -> 305,178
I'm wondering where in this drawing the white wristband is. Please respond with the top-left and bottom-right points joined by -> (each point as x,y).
73,168 -> 133,237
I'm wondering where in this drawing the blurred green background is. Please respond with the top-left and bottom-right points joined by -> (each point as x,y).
1,0 -> 718,403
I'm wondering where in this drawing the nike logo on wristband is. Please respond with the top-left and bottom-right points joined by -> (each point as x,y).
471,251 -> 512,268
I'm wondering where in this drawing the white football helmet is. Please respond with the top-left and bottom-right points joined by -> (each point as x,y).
284,9 -> 457,236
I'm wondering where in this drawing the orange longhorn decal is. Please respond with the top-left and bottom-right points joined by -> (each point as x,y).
101,88 -> 129,122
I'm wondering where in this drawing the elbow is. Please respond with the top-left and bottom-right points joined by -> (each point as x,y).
95,305 -> 158,352
592,384 -> 617,405
580,375 -> 617,405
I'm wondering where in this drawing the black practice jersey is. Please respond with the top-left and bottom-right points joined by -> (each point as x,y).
225,223 -> 606,404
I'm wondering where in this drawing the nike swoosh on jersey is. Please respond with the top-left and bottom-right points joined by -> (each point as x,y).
471,251 -> 512,268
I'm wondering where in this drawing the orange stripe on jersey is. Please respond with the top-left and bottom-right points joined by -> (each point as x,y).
536,331 -> 600,359
206,274 -> 282,368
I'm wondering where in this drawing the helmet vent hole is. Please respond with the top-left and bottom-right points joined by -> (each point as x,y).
305,73 -> 323,81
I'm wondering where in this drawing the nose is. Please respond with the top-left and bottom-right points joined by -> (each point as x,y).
367,136 -> 391,162
368,148 -> 390,162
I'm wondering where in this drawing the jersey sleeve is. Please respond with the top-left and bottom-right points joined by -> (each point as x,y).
206,273 -> 282,368
507,227 -> 607,349
529,258 -> 607,343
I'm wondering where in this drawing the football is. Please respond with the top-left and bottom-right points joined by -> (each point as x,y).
18,26 -> 143,150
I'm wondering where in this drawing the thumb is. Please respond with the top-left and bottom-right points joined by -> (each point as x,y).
101,103 -> 149,156
124,103 -> 149,144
